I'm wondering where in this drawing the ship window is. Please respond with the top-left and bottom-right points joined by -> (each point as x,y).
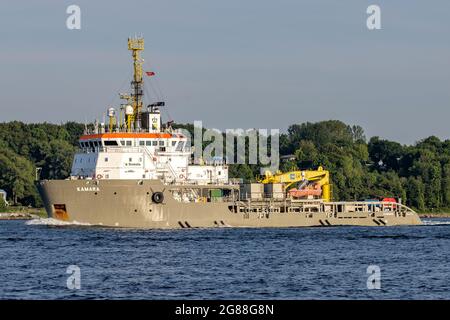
129,158 -> 132,162
172,141 -> 177,146
139,158 -> 142,162
176,141 -> 184,151
104,140 -> 118,146
159,140 -> 164,146
139,141 -> 145,146
105,157 -> 108,162
152,140 -> 157,146
89,141 -> 94,148
146,141 -> 151,146
126,140 -> 132,146
159,147 -> 166,152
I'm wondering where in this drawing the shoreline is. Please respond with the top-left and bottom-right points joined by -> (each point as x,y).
0,212 -> 38,220
419,213 -> 450,218
0,207 -> 47,220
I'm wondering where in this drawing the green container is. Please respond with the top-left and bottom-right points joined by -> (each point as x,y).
210,189 -> 223,198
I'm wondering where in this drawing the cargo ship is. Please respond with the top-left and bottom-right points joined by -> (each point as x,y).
37,38 -> 422,228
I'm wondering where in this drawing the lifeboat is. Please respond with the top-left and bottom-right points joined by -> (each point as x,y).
288,183 -> 322,198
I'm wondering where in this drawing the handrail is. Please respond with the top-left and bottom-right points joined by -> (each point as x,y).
139,146 -> 179,182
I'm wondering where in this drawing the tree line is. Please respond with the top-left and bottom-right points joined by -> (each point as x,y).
0,120 -> 449,212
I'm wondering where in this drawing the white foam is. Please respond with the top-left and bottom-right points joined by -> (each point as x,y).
25,218 -> 92,226
421,219 -> 450,226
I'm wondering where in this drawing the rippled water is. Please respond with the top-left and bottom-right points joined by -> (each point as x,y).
0,218 -> 449,299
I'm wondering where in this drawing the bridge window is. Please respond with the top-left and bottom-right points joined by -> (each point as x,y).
152,141 -> 157,146
126,140 -> 132,146
104,140 -> 118,146
176,141 -> 184,151
139,141 -> 145,146
146,141 -> 151,146
159,140 -> 165,146
120,141 -> 125,146
172,141 -> 177,146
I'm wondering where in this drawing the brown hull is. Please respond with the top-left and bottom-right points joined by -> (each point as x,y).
37,179 -> 422,228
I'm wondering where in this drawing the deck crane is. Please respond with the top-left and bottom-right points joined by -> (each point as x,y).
258,166 -> 332,202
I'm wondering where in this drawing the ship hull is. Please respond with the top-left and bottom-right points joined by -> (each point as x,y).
37,179 -> 422,228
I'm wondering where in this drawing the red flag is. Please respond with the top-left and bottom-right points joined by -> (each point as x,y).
145,71 -> 155,76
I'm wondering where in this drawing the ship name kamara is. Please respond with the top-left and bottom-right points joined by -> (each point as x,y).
76,186 -> 100,192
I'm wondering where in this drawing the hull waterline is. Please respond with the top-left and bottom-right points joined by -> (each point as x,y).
37,179 -> 422,229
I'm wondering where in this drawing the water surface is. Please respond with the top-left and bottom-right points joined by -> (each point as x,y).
0,218 -> 449,299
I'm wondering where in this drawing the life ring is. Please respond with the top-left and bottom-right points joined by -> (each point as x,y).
96,174 -> 103,179
179,174 -> 185,179
152,192 -> 164,204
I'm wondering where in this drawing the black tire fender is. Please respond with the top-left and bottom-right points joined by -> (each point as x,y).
152,192 -> 164,204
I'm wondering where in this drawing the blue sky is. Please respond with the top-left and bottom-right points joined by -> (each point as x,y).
0,0 -> 449,144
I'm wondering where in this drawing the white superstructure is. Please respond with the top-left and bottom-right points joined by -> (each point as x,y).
71,129 -> 228,185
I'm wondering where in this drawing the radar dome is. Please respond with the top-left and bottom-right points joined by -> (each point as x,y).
107,107 -> 116,117
125,105 -> 133,115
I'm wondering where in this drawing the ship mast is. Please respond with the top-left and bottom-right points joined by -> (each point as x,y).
126,36 -> 144,131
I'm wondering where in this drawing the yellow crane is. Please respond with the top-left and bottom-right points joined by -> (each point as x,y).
258,166 -> 332,202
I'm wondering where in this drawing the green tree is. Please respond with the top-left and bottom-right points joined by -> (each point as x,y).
406,177 -> 425,211
0,196 -> 7,212
0,147 -> 36,205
